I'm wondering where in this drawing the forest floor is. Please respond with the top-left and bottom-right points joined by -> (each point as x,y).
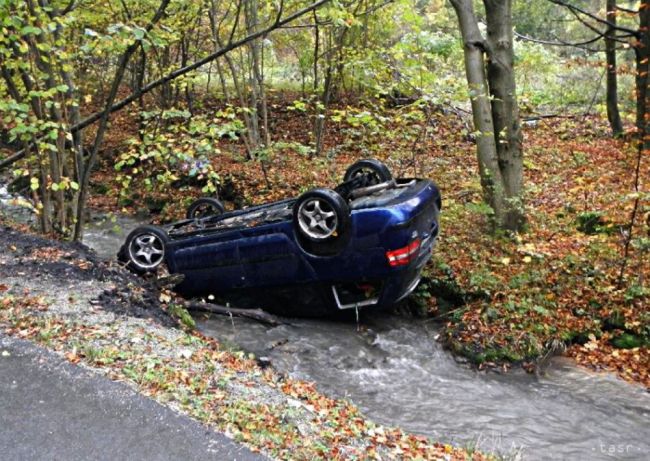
8,90 -> 650,389
0,222 -> 485,460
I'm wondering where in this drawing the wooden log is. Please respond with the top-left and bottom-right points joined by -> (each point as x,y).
186,301 -> 288,327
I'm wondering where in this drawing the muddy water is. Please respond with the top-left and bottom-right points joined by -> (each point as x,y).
82,213 -> 149,259
195,315 -> 650,460
38,211 -> 650,460
0,185 -> 143,258
0,184 -> 35,225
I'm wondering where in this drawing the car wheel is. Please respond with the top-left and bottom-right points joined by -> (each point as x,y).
294,188 -> 350,255
119,225 -> 169,273
186,197 -> 225,220
343,159 -> 392,186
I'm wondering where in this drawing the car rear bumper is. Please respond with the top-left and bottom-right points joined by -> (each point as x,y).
332,233 -> 435,310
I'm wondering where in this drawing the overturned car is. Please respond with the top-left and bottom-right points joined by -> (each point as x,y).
118,159 -> 441,316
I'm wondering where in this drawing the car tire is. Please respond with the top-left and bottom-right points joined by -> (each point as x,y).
118,225 -> 169,273
186,197 -> 225,220
293,188 -> 351,256
343,159 -> 393,186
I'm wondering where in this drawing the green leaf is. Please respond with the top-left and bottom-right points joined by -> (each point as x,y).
133,27 -> 146,41
20,26 -> 41,36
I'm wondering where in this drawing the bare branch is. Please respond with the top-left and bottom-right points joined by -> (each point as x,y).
228,0 -> 244,45
279,0 -> 394,29
616,5 -> 639,14
0,66 -> 22,102
186,301 -> 289,327
513,30 -> 632,51
548,0 -> 640,37
61,0 -> 77,15
274,0 -> 285,25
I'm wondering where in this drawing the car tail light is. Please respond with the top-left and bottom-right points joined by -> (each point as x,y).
386,239 -> 420,267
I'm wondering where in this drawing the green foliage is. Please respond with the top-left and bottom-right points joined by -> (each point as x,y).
115,111 -> 224,201
610,333 -> 646,350
466,201 -> 495,217
576,211 -> 614,235
166,302 -> 196,329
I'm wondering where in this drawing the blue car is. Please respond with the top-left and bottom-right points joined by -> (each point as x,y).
119,159 -> 441,315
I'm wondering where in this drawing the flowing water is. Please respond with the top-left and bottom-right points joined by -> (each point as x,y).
82,213 -> 149,259
4,200 -> 647,461
196,315 -> 649,460
0,184 -> 35,225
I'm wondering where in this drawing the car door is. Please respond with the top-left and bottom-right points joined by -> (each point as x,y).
170,233 -> 245,291
237,227 -> 305,288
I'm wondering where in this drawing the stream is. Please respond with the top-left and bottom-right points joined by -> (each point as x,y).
3,200 -> 649,461
196,316 -> 649,460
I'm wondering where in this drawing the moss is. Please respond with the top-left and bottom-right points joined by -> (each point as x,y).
449,339 -> 528,366
576,211 -> 614,235
610,333 -> 645,350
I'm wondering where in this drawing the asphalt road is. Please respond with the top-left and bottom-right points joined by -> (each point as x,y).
0,334 -> 268,461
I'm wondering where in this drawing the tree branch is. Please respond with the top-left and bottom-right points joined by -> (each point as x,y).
227,0 -> 244,45
616,5 -> 639,14
548,0 -> 640,37
513,30 -> 632,51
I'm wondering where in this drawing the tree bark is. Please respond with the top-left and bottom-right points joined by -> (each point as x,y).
450,0 -> 514,230
635,1 -> 650,151
245,0 -> 271,147
313,9 -> 320,91
605,0 -> 624,136
484,0 -> 525,230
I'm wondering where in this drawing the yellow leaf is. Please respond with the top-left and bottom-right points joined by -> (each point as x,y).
159,292 -> 171,303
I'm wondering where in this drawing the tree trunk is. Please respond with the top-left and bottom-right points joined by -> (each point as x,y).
207,0 -> 230,100
635,1 -> 650,151
314,25 -> 348,156
484,0 -> 525,230
245,0 -> 270,148
450,0 -> 513,230
605,0 -> 624,137
313,10 -> 320,91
